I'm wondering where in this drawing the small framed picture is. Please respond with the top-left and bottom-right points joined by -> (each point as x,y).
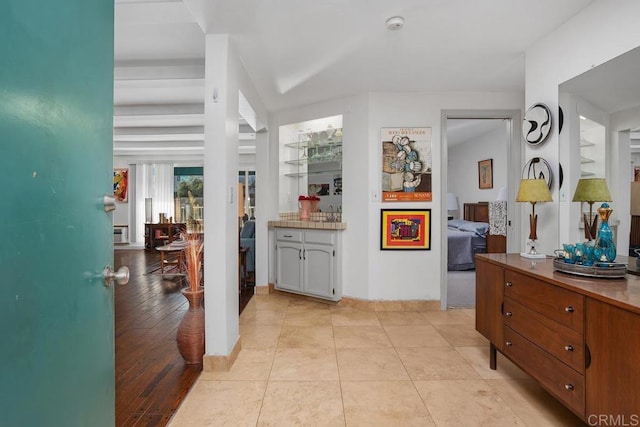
380,209 -> 431,250
478,159 -> 493,189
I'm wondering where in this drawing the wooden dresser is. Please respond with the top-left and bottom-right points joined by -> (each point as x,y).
476,254 -> 640,421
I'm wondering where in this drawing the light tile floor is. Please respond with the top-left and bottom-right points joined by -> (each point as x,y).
169,293 -> 586,426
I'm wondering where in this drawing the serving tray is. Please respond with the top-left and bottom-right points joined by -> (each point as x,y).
553,258 -> 626,279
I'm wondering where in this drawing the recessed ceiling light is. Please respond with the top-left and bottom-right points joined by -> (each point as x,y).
386,16 -> 404,31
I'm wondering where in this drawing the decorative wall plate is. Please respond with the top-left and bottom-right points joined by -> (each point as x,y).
522,157 -> 553,189
522,103 -> 552,145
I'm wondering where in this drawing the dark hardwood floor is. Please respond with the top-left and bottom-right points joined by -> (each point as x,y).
114,249 -> 254,426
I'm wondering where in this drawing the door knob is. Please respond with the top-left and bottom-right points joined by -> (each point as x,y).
103,265 -> 129,287
103,194 -> 117,212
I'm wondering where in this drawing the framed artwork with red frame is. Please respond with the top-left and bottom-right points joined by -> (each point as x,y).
380,209 -> 431,250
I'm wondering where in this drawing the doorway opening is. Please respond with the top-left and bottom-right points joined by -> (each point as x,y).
440,111 -> 522,309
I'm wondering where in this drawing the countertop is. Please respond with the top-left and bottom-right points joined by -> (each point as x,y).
268,220 -> 347,230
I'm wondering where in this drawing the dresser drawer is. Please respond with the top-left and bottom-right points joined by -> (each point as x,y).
504,270 -> 584,332
504,297 -> 584,372
504,327 -> 585,416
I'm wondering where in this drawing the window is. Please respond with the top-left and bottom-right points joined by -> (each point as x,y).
175,167 -> 203,232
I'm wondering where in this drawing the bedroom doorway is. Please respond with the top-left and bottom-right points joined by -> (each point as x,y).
441,112 -> 522,308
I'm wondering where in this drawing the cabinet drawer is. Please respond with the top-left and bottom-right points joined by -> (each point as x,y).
504,327 -> 585,416
304,230 -> 335,245
275,229 -> 303,243
504,297 -> 584,372
504,270 -> 584,333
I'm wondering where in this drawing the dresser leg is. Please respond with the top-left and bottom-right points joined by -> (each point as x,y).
489,343 -> 497,370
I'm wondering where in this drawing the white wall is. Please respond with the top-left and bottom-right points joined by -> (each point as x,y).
448,124 -> 509,215
525,0 -> 640,254
367,92 -> 522,300
271,91 -> 522,301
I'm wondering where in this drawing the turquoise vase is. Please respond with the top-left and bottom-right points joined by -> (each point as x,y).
594,203 -> 616,262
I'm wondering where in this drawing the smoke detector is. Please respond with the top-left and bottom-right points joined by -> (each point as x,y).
386,16 -> 404,31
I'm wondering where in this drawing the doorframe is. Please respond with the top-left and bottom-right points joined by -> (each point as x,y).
440,109 -> 522,310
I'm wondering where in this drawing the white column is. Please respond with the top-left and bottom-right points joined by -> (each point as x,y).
203,34 -> 239,357
254,130 -> 270,287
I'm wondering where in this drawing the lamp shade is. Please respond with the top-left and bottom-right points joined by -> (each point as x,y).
515,179 -> 553,203
572,178 -> 611,203
446,193 -> 458,211
496,187 -> 508,202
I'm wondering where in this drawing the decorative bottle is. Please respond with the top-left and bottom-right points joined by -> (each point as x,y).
594,203 -> 616,262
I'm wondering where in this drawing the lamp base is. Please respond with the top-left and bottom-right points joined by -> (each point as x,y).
520,252 -> 547,259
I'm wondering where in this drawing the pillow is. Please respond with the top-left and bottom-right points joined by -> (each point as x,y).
448,219 -> 466,229
458,221 -> 489,237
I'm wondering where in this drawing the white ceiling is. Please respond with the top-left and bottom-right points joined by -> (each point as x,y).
113,0 -> 595,157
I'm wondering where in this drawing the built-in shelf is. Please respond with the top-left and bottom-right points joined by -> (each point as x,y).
580,138 -> 595,147
581,171 -> 596,177
581,156 -> 595,164
285,139 -> 342,149
285,158 -> 342,166
284,134 -> 342,178
285,168 -> 342,177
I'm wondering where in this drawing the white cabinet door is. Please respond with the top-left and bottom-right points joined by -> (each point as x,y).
303,243 -> 335,299
276,242 -> 303,292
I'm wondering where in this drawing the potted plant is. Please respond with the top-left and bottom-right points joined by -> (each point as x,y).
176,233 -> 205,365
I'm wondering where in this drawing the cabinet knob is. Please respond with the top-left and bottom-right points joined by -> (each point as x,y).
505,282 -> 513,287
505,311 -> 513,317
565,384 -> 574,391
565,306 -> 574,313
564,345 -> 574,352
505,341 -> 512,346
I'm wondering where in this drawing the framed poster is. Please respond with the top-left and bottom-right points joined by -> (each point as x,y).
380,209 -> 431,250
478,159 -> 493,189
381,127 -> 432,202
113,168 -> 129,202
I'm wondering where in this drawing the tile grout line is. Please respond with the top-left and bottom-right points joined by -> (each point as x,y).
379,310 -> 438,424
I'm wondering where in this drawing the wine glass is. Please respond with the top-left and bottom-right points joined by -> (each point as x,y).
298,130 -> 307,159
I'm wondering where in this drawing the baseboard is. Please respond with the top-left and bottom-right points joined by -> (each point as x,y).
338,296 -> 441,311
255,284 -> 270,295
262,284 -> 440,311
202,336 -> 241,372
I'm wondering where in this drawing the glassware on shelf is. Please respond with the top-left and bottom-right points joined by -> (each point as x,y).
309,132 -> 322,162
326,124 -> 335,142
298,130 -> 307,159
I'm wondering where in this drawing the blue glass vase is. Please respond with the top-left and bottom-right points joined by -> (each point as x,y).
594,203 -> 616,262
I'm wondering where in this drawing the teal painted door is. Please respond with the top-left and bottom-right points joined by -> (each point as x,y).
0,0 -> 115,425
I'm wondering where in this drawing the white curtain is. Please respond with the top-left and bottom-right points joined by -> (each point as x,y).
134,163 -> 175,243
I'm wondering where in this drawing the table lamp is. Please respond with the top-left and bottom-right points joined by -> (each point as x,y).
516,179 -> 553,258
446,193 -> 458,219
571,178 -> 611,241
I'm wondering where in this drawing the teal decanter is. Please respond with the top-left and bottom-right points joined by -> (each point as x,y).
594,203 -> 616,262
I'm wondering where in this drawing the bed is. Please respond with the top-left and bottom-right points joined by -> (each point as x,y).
447,203 -> 489,271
